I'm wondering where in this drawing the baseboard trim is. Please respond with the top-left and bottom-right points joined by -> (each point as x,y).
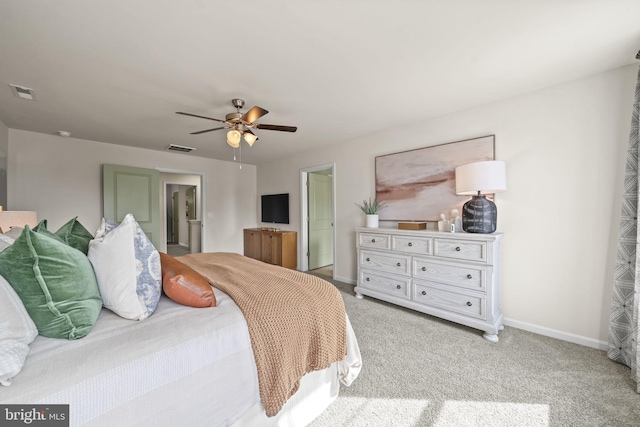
503,317 -> 609,351
332,277 -> 608,350
335,275 -> 356,285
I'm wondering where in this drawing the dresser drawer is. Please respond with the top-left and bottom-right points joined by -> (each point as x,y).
413,281 -> 486,320
391,235 -> 432,255
433,238 -> 487,263
359,250 -> 411,276
413,258 -> 486,291
359,270 -> 410,299
358,233 -> 391,250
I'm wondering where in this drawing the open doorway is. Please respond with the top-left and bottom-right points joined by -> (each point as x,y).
300,163 -> 336,278
161,171 -> 203,257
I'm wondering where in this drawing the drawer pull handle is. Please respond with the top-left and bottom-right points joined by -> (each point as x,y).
396,285 -> 401,289
371,238 -> 376,243
455,246 -> 461,251
421,290 -> 427,296
396,262 -> 401,267
366,277 -> 370,282
466,301 -> 472,307
408,242 -> 413,247
467,274 -> 473,279
421,266 -> 426,272
366,258 -> 370,262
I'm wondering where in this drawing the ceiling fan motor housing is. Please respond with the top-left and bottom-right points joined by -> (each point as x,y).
225,112 -> 243,122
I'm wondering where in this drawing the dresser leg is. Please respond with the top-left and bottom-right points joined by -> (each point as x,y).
355,292 -> 364,299
482,332 -> 499,343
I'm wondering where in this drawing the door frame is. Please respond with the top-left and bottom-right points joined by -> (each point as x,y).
159,168 -> 205,253
299,163 -> 336,275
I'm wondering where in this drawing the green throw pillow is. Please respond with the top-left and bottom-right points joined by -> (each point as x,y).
33,219 -> 66,244
33,218 -> 93,255
55,217 -> 94,255
0,225 -> 102,340
32,219 -> 49,234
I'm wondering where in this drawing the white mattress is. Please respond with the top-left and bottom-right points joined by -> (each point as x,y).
1,288 -> 361,427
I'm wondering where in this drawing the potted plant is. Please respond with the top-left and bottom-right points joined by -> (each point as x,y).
355,197 -> 387,228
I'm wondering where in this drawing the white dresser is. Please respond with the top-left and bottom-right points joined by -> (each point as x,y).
354,227 -> 504,342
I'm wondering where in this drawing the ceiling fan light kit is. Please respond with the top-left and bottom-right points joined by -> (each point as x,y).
227,129 -> 241,148
243,129 -> 258,147
177,98 -> 297,151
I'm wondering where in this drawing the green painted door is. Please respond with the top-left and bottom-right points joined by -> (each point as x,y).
103,164 -> 161,250
308,172 -> 333,270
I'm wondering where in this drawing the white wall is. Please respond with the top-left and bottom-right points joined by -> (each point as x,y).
257,64 -> 638,347
8,130 -> 257,254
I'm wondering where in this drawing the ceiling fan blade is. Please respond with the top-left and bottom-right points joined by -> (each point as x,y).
190,126 -> 229,135
241,106 -> 269,124
254,123 -> 297,132
176,112 -> 226,123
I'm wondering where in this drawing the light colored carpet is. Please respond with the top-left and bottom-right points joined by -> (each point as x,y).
309,275 -> 640,427
310,265 -> 334,278
166,243 -> 190,257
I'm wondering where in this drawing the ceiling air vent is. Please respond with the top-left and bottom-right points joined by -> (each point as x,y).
167,144 -> 196,153
9,84 -> 36,101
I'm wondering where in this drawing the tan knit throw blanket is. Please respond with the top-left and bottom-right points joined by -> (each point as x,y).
178,252 -> 347,417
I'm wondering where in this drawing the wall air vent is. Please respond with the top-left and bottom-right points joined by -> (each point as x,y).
167,144 -> 196,153
9,84 -> 36,101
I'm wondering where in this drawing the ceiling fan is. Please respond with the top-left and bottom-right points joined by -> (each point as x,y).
176,99 -> 297,148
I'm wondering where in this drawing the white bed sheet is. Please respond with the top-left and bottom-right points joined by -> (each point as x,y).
1,288 -> 361,427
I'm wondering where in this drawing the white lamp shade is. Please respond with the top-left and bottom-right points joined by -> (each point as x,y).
0,211 -> 38,232
243,130 -> 258,147
455,160 -> 507,195
227,130 -> 241,148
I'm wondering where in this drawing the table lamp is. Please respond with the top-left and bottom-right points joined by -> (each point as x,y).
455,160 -> 506,233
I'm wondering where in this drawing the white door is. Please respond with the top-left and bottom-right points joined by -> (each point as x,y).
308,172 -> 333,270
103,164 -> 161,250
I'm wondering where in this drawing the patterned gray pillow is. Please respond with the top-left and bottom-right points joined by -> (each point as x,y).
104,216 -> 162,317
89,214 -> 161,320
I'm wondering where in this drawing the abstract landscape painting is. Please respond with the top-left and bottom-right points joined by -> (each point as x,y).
375,135 -> 494,221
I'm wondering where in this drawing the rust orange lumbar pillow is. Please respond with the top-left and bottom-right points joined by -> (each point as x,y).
160,253 -> 216,308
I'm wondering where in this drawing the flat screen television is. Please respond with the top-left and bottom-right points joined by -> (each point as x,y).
261,193 -> 289,224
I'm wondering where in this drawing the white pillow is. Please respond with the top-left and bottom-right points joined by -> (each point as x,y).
4,227 -> 23,240
88,214 -> 162,320
0,234 -> 14,252
0,227 -> 21,252
0,274 -> 38,386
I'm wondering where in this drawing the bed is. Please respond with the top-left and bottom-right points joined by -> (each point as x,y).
0,225 -> 361,427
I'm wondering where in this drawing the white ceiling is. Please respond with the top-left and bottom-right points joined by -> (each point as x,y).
1,1 -> 639,165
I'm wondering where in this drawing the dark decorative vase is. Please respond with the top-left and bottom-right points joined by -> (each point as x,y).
462,194 -> 497,233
